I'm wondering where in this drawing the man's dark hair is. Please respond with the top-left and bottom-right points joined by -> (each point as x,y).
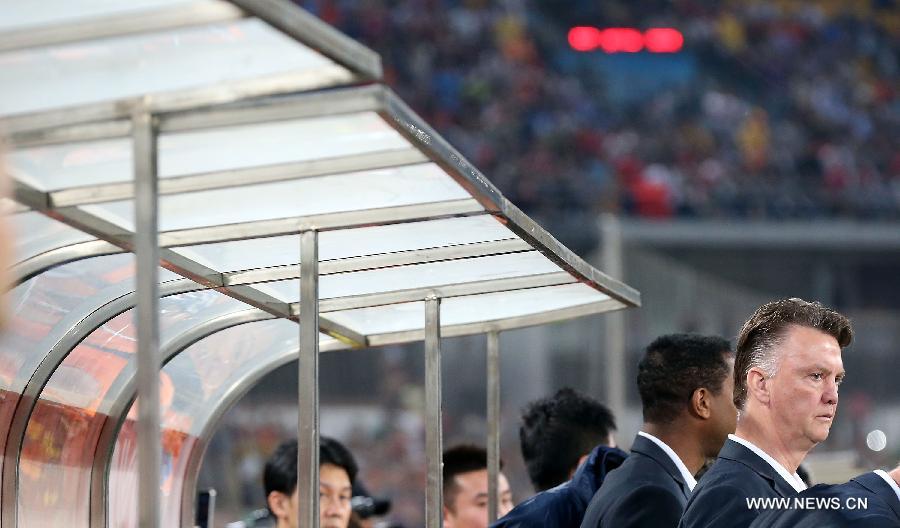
263,436 -> 359,500
637,333 -> 733,424
734,298 -> 852,409
518,388 -> 616,492
442,444 -> 503,511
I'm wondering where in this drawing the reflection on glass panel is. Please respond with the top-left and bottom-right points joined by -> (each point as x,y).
265,251 -> 559,302
325,283 -> 612,335
81,163 -> 472,231
0,253 -> 134,522
8,138 -> 132,193
174,216 -> 516,272
8,113 -> 406,191
0,18 -> 342,117
0,0 -> 208,32
108,320 -> 337,527
11,212 -> 95,263
17,290 -> 244,528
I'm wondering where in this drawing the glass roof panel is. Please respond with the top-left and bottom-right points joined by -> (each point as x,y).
325,283 -> 611,336
262,251 -> 560,303
6,112 -> 407,191
11,211 -> 95,263
0,0 -> 210,32
0,17 -> 344,117
173,216 -> 515,272
80,163 -> 472,231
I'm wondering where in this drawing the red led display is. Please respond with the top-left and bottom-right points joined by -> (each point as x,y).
568,27 -> 684,53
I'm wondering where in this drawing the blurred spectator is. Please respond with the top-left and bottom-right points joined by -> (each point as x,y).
294,0 -> 899,234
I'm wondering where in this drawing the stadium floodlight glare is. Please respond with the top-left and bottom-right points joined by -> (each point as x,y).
567,27 -> 684,53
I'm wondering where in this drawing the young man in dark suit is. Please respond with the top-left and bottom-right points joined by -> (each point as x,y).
580,334 -> 737,528
679,298 -> 853,528
748,463 -> 900,527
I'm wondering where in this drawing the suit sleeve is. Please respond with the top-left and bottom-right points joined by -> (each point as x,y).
679,484 -> 759,528
598,485 -> 684,528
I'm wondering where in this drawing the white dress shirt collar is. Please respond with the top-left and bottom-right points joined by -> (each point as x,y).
873,470 -> 900,504
638,431 -> 698,492
728,434 -> 807,492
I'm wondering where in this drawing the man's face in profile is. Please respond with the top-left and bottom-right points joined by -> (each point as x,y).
706,357 -> 738,456
768,325 -> 844,449
443,469 -> 513,528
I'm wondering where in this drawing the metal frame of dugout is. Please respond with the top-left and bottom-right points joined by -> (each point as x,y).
0,1 -> 640,527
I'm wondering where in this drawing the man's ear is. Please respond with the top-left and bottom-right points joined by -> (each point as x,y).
691,387 -> 712,419
267,491 -> 290,520
443,505 -> 453,528
746,367 -> 771,405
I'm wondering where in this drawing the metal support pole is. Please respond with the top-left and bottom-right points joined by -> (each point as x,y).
133,106 -> 161,528
600,214 -> 626,426
299,230 -> 320,528
486,331 -> 501,523
424,295 -> 443,528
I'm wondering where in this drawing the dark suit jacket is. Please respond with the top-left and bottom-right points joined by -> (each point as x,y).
678,438 -> 799,528
580,434 -> 691,528
748,471 -> 900,528
490,445 -> 627,528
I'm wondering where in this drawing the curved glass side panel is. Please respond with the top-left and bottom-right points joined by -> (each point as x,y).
0,253 -> 135,478
11,212 -> 94,264
326,283 -> 613,336
17,290 -> 245,528
174,216 -> 516,271
0,17 -> 342,118
108,319 -> 337,527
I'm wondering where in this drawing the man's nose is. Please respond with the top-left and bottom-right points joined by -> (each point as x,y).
321,497 -> 339,516
822,379 -> 839,405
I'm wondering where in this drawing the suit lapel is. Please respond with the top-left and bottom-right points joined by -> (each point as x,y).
718,439 -> 797,497
631,435 -> 690,499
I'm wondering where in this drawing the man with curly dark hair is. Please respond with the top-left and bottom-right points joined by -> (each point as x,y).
581,334 -> 736,528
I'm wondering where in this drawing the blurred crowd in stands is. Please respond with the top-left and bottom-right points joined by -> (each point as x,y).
296,0 -> 899,248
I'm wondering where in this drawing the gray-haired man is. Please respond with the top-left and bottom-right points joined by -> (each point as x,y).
679,298 -> 852,528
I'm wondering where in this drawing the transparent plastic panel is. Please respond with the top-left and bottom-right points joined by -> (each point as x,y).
0,253 -> 135,398
265,251 -> 560,302
81,163 -> 472,231
11,211 -> 95,263
108,320 -> 336,527
0,253 -> 134,506
325,283 -> 612,335
0,0 -> 209,32
0,18 -> 344,117
17,290 -> 245,528
173,216 -> 516,272
7,112 -> 407,191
